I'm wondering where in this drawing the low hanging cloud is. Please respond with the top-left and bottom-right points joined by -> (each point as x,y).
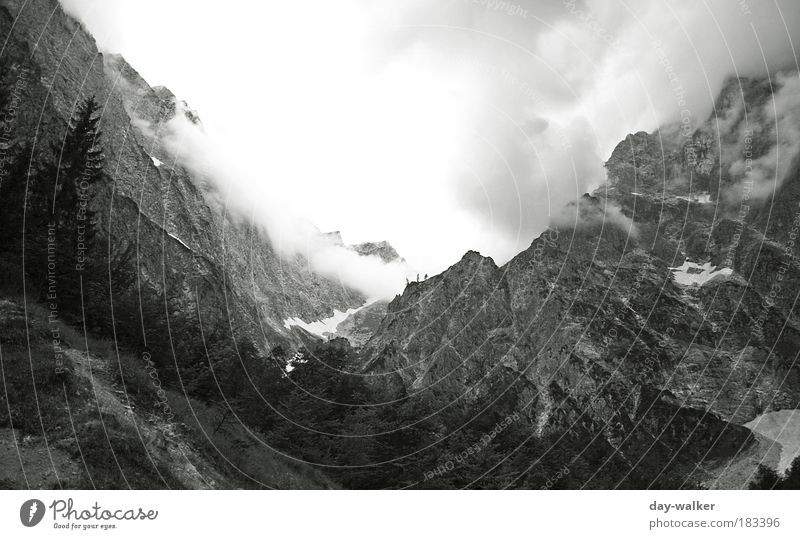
550,196 -> 638,239
64,0 -> 800,283
158,109 -> 410,300
371,0 -> 800,259
727,74 -> 800,199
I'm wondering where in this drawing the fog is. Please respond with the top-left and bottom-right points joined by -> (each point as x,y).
62,0 -> 800,297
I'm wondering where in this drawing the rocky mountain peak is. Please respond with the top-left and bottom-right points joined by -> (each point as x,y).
359,73 -> 800,486
350,240 -> 402,263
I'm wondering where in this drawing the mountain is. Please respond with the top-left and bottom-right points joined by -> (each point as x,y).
360,74 -> 800,487
0,0 -> 375,489
0,0 -> 365,349
3,0 -> 799,490
279,233 -> 402,346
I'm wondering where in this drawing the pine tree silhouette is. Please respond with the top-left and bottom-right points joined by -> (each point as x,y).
52,96 -> 104,244
42,96 -> 106,312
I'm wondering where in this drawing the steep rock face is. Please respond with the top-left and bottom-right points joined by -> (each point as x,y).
0,0 -> 364,346
362,75 -> 800,483
363,251 -> 516,399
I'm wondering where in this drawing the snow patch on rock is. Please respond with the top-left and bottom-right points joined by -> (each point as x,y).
285,351 -> 306,373
695,192 -> 712,204
166,232 -> 191,251
283,302 -> 370,338
676,191 -> 712,204
669,260 -> 732,286
746,410 -> 800,473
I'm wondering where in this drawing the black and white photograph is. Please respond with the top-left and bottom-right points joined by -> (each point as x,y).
1,0 -> 799,535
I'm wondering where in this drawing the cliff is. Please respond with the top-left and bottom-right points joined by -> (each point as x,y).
0,0 -> 366,351
361,75 -> 800,487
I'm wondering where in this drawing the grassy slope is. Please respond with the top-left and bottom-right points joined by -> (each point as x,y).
0,263 -> 333,489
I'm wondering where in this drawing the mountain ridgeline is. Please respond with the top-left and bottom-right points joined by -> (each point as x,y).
1,0 -> 799,489
358,74 -> 800,488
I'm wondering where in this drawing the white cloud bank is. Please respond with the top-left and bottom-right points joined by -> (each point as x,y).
62,0 -> 800,292
158,108 -> 410,300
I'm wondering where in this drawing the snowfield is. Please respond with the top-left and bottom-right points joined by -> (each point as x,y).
669,260 -> 733,286
746,410 -> 800,473
283,303 -> 369,338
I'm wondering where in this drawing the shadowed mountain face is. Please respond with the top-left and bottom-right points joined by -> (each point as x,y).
0,0 -> 365,349
361,75 -> 800,486
0,0 -> 381,489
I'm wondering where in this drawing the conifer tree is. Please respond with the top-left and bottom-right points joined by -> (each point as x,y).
44,96 -> 106,314
52,96 -> 104,252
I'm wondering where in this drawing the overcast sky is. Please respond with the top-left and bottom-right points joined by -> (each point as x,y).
61,0 -> 800,287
